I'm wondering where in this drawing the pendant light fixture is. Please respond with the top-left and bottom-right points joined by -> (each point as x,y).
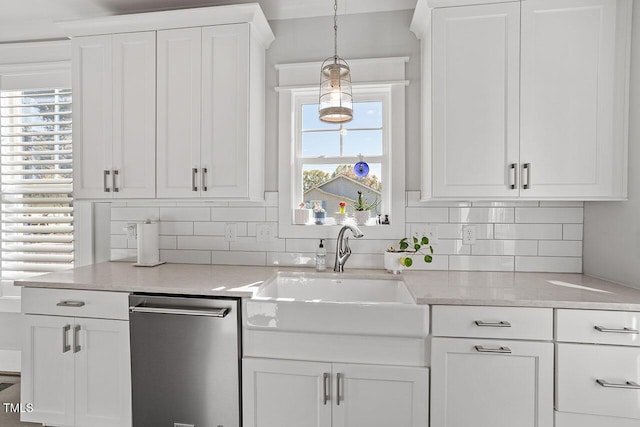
318,0 -> 353,123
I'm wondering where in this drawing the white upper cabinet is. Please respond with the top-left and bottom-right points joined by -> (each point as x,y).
431,2 -> 521,198
73,32 -> 156,199
157,23 -> 265,199
412,0 -> 633,200
63,4 -> 274,201
156,27 -> 202,198
520,0 -> 630,199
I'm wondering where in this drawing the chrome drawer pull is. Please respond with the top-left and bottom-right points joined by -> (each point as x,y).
112,169 -> 119,193
594,326 -> 639,334
475,345 -> 512,354
202,167 -> 208,192
474,320 -> 511,328
596,379 -> 640,389
192,168 -> 198,192
56,301 -> 85,308
336,373 -> 343,406
62,325 -> 71,353
323,373 -> 330,405
522,163 -> 531,189
103,170 -> 111,192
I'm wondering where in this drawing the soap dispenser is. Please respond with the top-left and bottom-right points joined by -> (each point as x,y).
316,239 -> 326,271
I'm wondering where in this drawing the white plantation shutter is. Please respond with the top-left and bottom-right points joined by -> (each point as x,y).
0,89 -> 73,281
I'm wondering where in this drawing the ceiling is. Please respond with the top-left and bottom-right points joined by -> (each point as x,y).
0,0 -> 418,44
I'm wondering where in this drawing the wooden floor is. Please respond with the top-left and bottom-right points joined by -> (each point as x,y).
0,375 -> 41,427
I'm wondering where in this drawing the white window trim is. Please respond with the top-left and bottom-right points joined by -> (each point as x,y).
277,57 -> 408,239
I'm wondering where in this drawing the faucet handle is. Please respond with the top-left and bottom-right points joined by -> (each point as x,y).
344,236 -> 351,254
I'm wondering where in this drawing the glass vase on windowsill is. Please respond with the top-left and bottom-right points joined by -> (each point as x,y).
313,202 -> 326,225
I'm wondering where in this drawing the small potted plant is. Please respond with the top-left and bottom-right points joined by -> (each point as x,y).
385,235 -> 434,274
313,202 -> 326,225
352,191 -> 380,225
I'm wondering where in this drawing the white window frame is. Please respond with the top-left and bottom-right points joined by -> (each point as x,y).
277,57 -> 408,239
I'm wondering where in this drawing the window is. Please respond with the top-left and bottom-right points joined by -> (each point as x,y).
277,57 -> 407,239
0,88 -> 73,282
298,94 -> 387,221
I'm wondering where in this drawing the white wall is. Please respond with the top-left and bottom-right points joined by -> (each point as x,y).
583,4 -> 640,288
264,10 -> 422,191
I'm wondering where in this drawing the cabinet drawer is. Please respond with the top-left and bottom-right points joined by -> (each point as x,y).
555,411 -> 639,427
432,305 -> 552,340
22,287 -> 129,320
557,343 -> 640,419
557,309 -> 640,346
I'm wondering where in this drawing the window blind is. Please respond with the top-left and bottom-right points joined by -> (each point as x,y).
0,89 -> 73,281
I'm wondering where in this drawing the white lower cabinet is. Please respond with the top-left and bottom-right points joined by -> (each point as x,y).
430,337 -> 554,427
555,309 -> 640,426
242,357 -> 428,427
21,288 -> 131,427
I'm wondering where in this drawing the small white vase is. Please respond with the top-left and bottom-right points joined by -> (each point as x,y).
384,252 -> 406,274
353,210 -> 370,225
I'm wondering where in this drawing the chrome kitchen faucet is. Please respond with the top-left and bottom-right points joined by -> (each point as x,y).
334,224 -> 364,272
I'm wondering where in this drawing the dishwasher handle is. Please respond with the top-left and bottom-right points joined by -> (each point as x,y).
129,305 -> 230,318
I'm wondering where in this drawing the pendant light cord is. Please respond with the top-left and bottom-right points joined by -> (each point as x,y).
333,0 -> 338,60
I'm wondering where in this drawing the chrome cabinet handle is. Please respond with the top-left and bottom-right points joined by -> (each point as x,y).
103,170 -> 111,192
336,373 -> 343,406
73,325 -> 81,353
475,345 -> 512,354
596,379 -> 640,389
323,373 -> 330,405
62,325 -> 71,353
509,163 -> 518,190
192,168 -> 198,192
129,305 -> 229,318
522,163 -> 531,189
57,301 -> 85,308
202,167 -> 208,192
474,320 -> 511,328
595,326 -> 639,334
112,169 -> 119,192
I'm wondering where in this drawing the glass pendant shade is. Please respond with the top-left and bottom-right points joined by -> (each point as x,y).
319,57 -> 353,123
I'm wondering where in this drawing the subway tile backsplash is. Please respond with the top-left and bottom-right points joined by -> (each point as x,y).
110,191 -> 584,273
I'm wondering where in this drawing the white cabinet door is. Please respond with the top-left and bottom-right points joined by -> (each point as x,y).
431,337 -> 553,427
332,363 -> 428,427
243,358 -> 332,427
201,24 -> 250,198
111,32 -> 156,199
75,319 -> 131,427
72,35 -> 113,199
21,315 -> 75,426
431,2 -> 520,198
157,27 -> 202,198
520,0 -> 631,198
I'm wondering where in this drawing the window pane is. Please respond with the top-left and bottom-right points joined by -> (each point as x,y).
301,131 -> 340,157
343,130 -> 383,156
302,163 -> 382,217
348,102 -> 382,129
302,104 -> 340,131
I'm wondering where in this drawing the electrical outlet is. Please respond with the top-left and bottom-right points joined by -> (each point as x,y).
124,224 -> 137,239
410,224 -> 439,245
256,223 -> 275,242
224,223 -> 237,242
462,225 -> 476,245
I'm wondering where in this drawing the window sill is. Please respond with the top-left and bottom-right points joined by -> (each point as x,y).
278,218 -> 405,240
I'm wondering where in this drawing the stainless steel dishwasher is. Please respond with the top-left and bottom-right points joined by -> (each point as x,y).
129,294 -> 240,427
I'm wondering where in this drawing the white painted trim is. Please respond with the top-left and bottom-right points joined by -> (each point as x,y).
0,40 -> 71,65
0,61 -> 71,91
276,57 -> 409,87
0,298 -> 20,313
275,80 -> 410,92
414,0 -> 521,11
0,349 -> 20,373
56,3 -> 275,48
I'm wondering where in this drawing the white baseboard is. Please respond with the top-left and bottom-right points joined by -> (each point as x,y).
0,349 -> 20,373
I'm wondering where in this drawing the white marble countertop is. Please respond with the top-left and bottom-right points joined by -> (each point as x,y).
17,261 -> 640,311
